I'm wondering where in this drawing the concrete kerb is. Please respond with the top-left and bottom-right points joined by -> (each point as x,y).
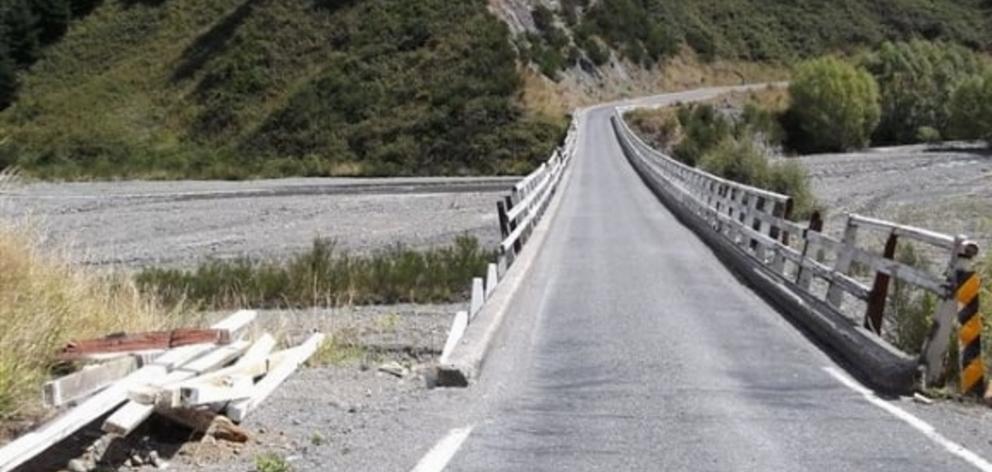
435,112 -> 583,387
613,116 -> 918,395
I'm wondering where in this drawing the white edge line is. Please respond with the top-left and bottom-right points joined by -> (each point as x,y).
410,425 -> 475,472
823,366 -> 992,472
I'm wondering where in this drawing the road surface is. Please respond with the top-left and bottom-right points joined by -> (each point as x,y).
427,91 -> 992,471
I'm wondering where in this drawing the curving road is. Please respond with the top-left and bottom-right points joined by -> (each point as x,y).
428,90 -> 992,471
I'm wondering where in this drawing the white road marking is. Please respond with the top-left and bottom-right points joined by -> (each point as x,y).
410,425 -> 475,472
823,366 -> 992,472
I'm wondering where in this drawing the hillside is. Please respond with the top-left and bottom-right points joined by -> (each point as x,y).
0,0 -> 563,179
0,0 -> 990,179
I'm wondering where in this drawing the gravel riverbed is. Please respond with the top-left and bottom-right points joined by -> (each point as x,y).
0,177 -> 515,269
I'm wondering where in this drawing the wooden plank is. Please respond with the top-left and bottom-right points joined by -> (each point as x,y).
43,356 -> 138,408
226,333 -> 326,423
177,375 -> 254,406
174,334 -> 278,407
0,310 -> 255,472
58,329 -> 228,361
106,341 -> 250,436
827,218 -> 859,308
849,213 -> 956,250
439,311 -> 469,365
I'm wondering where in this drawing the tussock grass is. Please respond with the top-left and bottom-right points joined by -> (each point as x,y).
0,221 -> 182,426
136,235 -> 490,310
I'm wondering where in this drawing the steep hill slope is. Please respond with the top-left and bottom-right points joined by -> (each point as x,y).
0,0 -> 562,179
1,0 -> 990,179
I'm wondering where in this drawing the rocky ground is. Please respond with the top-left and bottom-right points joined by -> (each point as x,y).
0,177 -> 513,269
19,305 -> 470,472
795,142 -> 992,249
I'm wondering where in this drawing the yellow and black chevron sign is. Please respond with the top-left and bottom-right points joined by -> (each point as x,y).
957,269 -> 985,396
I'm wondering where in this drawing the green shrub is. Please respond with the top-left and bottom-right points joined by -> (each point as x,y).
255,453 -> 291,472
861,40 -> 984,145
136,235 -> 491,310
886,244 -> 937,355
698,136 -> 769,186
788,57 -> 881,152
949,70 -> 992,145
673,104 -> 733,166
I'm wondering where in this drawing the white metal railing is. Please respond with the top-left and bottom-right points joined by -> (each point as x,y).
612,109 -> 982,386
497,118 -> 578,263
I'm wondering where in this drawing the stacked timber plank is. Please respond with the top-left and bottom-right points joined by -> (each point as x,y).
0,310 -> 324,472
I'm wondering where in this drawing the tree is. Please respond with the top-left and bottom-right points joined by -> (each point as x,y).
862,40 -> 983,144
788,57 -> 881,152
0,47 -> 17,109
2,0 -> 40,65
949,70 -> 992,145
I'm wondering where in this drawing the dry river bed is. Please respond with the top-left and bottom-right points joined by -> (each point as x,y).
794,142 -> 992,250
0,177 -> 514,269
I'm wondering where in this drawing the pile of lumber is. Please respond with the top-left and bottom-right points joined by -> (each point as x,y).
0,310 -> 324,472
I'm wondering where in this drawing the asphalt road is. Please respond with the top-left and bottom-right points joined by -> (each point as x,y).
431,91 -> 992,471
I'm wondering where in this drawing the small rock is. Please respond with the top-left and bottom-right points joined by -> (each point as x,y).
131,454 -> 144,466
347,405 -> 358,413
149,450 -> 166,468
378,361 -> 408,378
913,393 -> 934,405
123,458 -> 133,468
69,458 -> 96,472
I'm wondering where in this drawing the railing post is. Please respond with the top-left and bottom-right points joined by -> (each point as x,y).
504,195 -> 521,256
864,232 -> 898,334
769,199 -> 793,274
796,211 -> 823,291
827,215 -> 859,309
955,242 -> 985,396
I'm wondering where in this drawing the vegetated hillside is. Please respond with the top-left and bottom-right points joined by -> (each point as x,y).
3,0 -> 991,180
0,0 -> 563,179
504,0 -> 991,72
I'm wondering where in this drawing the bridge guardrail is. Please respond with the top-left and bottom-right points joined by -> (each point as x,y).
438,116 -> 579,373
612,109 -> 984,395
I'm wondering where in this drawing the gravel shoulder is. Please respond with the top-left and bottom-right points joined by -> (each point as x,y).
0,177 -> 514,269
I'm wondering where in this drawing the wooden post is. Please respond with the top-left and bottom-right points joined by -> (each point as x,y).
504,195 -> 521,255
797,211 -> 823,291
496,200 -> 510,240
769,199 -> 793,274
864,232 -> 898,334
827,216 -> 859,309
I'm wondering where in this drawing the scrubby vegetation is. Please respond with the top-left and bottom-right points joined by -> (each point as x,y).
949,70 -> 992,145
0,218 -> 180,423
570,0 -> 991,67
786,57 -> 881,152
0,0 -> 564,179
135,235 -> 490,310
625,96 -> 815,220
885,244 -> 937,355
861,40 -> 986,145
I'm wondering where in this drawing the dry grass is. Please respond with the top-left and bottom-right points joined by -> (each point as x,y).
0,175 -> 185,430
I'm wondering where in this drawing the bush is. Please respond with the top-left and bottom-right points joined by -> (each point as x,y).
861,40 -> 984,145
673,104 -> 733,166
697,137 -> 816,220
886,244 -> 936,354
788,57 -> 881,152
949,70 -> 992,145
698,136 -> 769,186
136,235 -> 492,310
